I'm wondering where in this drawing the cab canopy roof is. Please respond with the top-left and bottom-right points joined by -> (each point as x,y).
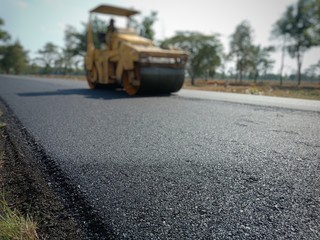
90,5 -> 140,17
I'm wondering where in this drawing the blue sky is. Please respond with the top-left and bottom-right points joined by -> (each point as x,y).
1,0 -> 319,74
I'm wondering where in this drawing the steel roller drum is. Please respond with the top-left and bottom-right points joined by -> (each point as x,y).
137,67 -> 185,94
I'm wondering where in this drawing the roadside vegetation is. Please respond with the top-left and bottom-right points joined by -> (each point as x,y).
0,108 -> 86,239
0,111 -> 39,240
0,196 -> 39,240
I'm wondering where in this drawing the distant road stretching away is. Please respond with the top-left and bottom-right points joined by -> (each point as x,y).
0,75 -> 319,239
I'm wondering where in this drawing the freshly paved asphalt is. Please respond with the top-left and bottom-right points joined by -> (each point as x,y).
0,75 -> 319,239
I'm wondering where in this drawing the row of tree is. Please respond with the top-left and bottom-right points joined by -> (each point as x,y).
1,0 -> 320,85
161,0 -> 320,85
160,27 -> 275,85
273,0 -> 320,85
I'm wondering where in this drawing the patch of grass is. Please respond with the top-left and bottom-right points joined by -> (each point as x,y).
0,195 -> 39,240
0,119 -> 37,239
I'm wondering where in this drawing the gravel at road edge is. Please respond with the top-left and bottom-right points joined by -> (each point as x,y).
0,97 -> 114,239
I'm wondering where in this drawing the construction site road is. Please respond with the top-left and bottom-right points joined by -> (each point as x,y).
0,75 -> 319,239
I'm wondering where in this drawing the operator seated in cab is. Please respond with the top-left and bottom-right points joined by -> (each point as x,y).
105,18 -> 117,50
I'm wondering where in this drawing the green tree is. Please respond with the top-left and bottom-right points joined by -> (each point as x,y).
306,0 -> 320,42
64,25 -> 86,58
273,0 -> 320,85
37,42 -> 59,73
0,18 -> 28,74
0,18 -> 10,72
161,31 -> 223,85
249,45 -> 275,82
0,40 -> 28,74
192,44 -> 222,80
305,60 -> 320,81
229,20 -> 254,83
59,25 -> 82,74
0,18 -> 10,42
130,11 -> 158,40
217,53 -> 230,80
140,11 -> 157,40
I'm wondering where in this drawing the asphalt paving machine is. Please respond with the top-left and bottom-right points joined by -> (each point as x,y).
85,5 -> 188,95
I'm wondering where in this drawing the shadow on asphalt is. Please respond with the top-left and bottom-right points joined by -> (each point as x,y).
17,88 -> 172,100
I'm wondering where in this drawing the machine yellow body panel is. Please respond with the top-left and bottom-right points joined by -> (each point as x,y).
85,5 -> 188,95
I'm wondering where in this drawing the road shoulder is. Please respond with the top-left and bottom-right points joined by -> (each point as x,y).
0,102 -> 85,239
0,101 -> 87,239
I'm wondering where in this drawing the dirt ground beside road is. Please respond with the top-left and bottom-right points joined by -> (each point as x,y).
0,105 -> 86,239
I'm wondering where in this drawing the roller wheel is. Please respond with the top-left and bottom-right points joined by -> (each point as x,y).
86,66 -> 98,89
123,71 -> 140,96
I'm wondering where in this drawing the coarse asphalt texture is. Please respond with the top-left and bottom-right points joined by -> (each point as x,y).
0,75 -> 320,239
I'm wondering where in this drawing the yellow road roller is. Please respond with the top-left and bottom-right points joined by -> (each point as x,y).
85,5 -> 188,95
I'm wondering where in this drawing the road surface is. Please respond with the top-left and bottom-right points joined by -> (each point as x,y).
0,75 -> 319,239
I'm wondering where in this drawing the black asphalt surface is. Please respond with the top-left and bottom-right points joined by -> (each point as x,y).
0,75 -> 320,239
